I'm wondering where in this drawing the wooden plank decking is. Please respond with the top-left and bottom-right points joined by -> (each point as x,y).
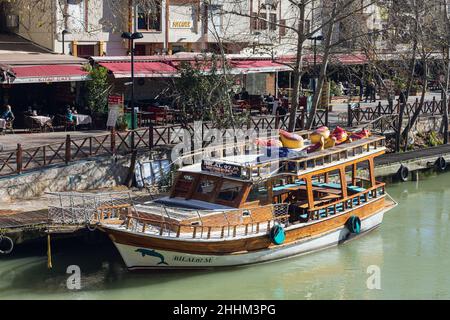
0,209 -> 48,229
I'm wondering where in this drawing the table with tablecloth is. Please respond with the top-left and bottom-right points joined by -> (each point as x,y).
30,116 -> 52,126
73,114 -> 92,125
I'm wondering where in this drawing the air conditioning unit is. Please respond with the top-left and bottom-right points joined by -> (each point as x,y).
6,15 -> 19,28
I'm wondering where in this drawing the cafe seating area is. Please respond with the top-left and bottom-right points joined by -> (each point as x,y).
232,94 -> 290,117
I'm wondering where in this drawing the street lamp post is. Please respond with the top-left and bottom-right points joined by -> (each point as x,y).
121,31 -> 143,149
308,35 -> 324,96
62,30 -> 71,55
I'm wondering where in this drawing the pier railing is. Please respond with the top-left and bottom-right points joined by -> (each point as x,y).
347,97 -> 450,131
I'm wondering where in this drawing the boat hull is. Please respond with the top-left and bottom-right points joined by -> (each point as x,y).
110,204 -> 390,270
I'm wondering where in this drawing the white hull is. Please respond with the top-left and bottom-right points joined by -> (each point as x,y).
112,209 -> 387,270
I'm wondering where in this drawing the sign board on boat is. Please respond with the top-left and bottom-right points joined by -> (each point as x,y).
201,160 -> 242,178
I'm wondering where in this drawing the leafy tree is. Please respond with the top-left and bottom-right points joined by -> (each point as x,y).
168,54 -> 248,129
85,65 -> 112,115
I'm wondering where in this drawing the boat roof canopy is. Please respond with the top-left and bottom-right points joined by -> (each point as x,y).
179,135 -> 386,182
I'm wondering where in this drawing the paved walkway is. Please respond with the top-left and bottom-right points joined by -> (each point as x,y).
0,130 -> 109,152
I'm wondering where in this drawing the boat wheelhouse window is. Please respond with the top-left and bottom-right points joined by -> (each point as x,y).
196,178 -> 216,196
173,174 -> 195,197
246,183 -> 268,203
217,181 -> 243,202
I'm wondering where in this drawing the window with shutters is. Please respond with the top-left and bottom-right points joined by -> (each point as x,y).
269,13 -> 277,31
279,19 -> 286,37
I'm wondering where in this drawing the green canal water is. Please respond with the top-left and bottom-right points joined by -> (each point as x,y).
0,172 -> 449,300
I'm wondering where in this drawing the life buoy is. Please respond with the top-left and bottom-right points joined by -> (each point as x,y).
435,157 -> 447,172
346,216 -> 361,234
269,224 -> 286,245
0,236 -> 14,255
397,165 -> 409,182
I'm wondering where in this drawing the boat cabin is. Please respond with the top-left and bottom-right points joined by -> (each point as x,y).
149,135 -> 387,228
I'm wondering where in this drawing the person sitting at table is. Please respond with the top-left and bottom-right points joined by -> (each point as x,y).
66,107 -> 74,122
265,93 -> 275,113
240,87 -> 250,101
1,105 -> 15,122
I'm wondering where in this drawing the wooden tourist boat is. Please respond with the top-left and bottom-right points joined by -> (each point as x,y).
96,132 -> 397,270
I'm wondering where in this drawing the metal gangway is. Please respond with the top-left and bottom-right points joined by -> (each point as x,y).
47,191 -> 134,225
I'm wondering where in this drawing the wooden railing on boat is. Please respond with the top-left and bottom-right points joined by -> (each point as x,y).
307,183 -> 386,221
94,182 -> 386,239
123,213 -> 291,240
241,135 -> 386,180
94,203 -> 291,240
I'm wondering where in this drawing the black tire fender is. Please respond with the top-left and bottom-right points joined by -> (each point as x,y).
435,157 -> 447,172
397,165 -> 409,182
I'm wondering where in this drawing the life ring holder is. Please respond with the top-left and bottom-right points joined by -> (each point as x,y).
0,235 -> 14,255
397,165 -> 409,182
435,157 -> 447,172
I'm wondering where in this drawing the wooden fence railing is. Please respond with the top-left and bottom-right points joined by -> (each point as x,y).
347,97 -> 450,129
0,111 -> 330,178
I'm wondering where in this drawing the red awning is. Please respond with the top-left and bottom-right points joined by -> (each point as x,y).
11,64 -> 90,84
302,54 -> 368,65
99,61 -> 178,78
230,60 -> 291,74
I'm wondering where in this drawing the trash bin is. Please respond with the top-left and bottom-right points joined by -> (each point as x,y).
124,112 -> 138,129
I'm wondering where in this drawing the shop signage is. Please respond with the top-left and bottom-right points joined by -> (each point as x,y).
107,94 -> 124,128
171,20 -> 193,29
12,75 -> 89,84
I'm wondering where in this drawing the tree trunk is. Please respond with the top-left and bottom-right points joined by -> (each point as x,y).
288,4 -> 306,132
396,19 -> 418,152
306,5 -> 336,130
444,0 -> 450,144
402,56 -> 427,151
444,50 -> 450,144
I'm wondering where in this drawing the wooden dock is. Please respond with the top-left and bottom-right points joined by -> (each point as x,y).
374,144 -> 450,178
0,209 -> 48,229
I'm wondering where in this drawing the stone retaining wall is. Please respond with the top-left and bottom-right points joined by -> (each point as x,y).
0,153 -> 149,202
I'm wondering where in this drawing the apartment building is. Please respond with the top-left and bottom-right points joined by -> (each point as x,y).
1,0 -> 316,57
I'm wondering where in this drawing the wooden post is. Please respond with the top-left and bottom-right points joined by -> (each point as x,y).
16,144 -> 22,174
111,128 -> 116,155
347,104 -> 353,127
368,158 -> 376,188
305,176 -> 315,209
149,122 -> 154,149
339,167 -> 348,199
65,135 -> 71,164
352,163 -> 357,186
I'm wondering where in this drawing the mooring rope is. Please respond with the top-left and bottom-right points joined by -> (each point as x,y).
47,233 -> 52,269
